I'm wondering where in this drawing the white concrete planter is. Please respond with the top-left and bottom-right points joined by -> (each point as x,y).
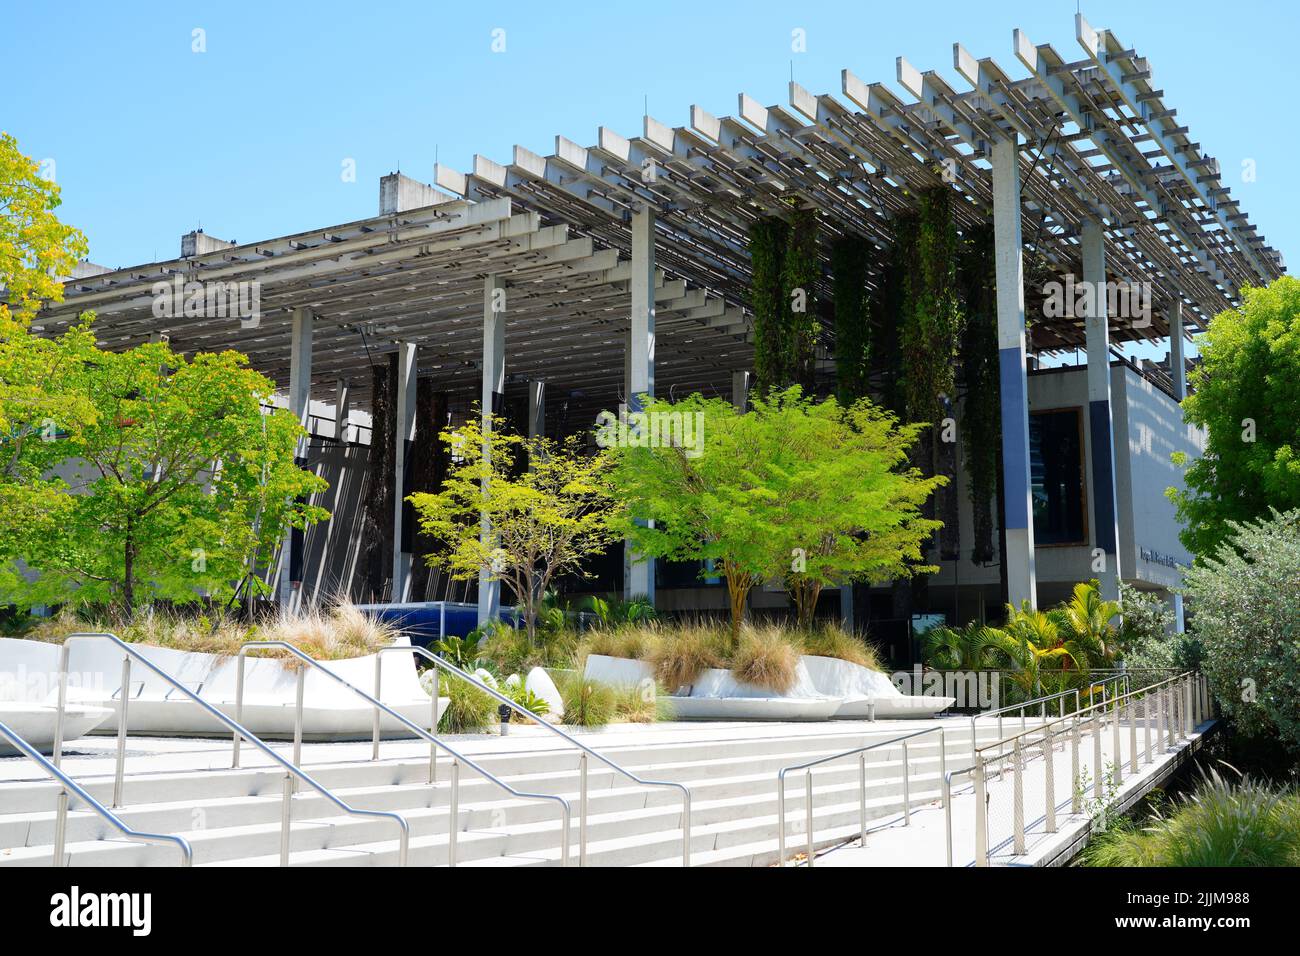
0,636 -> 446,742
801,655 -> 954,718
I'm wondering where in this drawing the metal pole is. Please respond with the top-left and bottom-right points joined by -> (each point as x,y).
293,665 -> 305,769
1093,711 -> 1103,800
1166,686 -> 1176,749
1112,691 -> 1123,786
1013,737 -> 1024,854
1185,678 -> 1194,735
1071,715 -> 1081,813
1044,730 -> 1056,833
53,789 -> 68,866
233,654 -> 245,768
449,759 -> 460,867
943,772 -> 953,867
1128,695 -> 1138,774
973,757 -> 988,867
777,778 -> 787,867
858,753 -> 867,846
579,753 -> 589,867
902,740 -> 911,825
113,656 -> 130,807
805,771 -> 815,867
53,642 -> 70,769
1145,688 -> 1153,763
938,728 -> 948,809
428,687 -> 438,784
681,791 -> 691,868
372,654 -> 382,761
280,772 -> 292,866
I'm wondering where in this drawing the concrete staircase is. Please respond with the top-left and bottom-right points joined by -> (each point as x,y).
0,725 -> 1004,867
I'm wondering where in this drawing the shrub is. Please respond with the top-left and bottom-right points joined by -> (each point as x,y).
731,624 -> 801,693
556,673 -> 616,727
480,621 -> 576,675
1184,509 -> 1300,751
1083,769 -> 1300,867
434,673 -> 497,734
577,624 -> 660,662
801,623 -> 884,671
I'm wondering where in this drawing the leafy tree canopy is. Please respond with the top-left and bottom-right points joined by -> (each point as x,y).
1169,276 -> 1300,557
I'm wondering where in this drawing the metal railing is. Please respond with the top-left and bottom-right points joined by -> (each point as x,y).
377,644 -> 692,867
0,716 -> 193,867
958,670 -> 1206,866
776,726 -> 948,867
54,633 -> 410,866
232,641 -> 574,867
968,673 -> 1128,762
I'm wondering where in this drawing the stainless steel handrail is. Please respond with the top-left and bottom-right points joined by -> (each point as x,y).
962,670 -> 1200,866
776,725 -> 947,867
54,633 -> 410,867
378,644 -> 692,867
969,673 -> 1128,761
232,641 -> 572,867
0,716 -> 193,866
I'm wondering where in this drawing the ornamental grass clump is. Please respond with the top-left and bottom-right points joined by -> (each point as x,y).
730,624 -> 801,693
646,621 -> 729,692
1083,768 -> 1300,867
801,623 -> 885,671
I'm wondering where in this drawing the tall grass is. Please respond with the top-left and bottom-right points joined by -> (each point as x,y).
24,601 -> 399,662
730,625 -> 801,693
1083,767 -> 1300,867
801,623 -> 885,671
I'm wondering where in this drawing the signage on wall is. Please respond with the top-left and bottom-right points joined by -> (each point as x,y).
1140,547 -> 1182,569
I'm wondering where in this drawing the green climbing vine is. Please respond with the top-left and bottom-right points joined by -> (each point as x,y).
900,186 -> 964,425
831,233 -> 871,403
958,223 -> 1000,565
749,215 -> 789,396
781,205 -> 820,392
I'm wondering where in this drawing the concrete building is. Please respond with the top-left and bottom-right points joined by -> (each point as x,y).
40,18 -> 1283,646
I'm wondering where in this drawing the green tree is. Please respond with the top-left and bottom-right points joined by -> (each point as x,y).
0,132 -> 99,566
771,390 -> 943,628
0,341 -> 327,613
408,415 -> 619,643
1169,276 -> 1300,557
605,388 -> 943,639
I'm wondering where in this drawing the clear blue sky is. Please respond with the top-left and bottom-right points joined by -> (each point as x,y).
5,0 -> 1294,285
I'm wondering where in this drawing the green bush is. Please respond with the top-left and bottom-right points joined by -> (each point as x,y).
1083,769 -> 1300,867
436,674 -> 497,734
1184,509 -> 1300,751
556,673 -> 616,727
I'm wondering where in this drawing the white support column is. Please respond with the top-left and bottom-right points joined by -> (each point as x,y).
992,136 -> 1037,610
1169,297 -> 1187,631
528,380 -> 545,442
731,370 -> 751,412
478,275 -> 506,625
1169,298 -> 1187,402
1082,219 -> 1123,604
334,378 -> 352,444
280,307 -> 313,612
625,208 -> 656,603
392,342 -> 417,602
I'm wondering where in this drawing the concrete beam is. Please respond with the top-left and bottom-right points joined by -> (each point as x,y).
992,137 -> 1037,610
1169,298 -> 1187,401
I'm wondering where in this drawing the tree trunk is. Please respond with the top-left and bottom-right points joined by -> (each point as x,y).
789,576 -> 822,630
122,518 -> 136,617
724,566 -> 750,646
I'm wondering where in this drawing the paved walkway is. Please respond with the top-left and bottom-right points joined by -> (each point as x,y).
809,718 -> 1214,867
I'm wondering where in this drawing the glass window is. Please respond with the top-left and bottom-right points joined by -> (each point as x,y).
1029,408 -> 1086,545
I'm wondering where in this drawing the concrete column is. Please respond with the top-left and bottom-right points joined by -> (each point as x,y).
624,208 -> 656,603
478,275 -> 506,624
1169,298 -> 1187,402
528,380 -> 545,442
992,136 -> 1037,610
1169,298 -> 1187,633
335,378 -> 352,444
731,369 -> 751,412
1081,219 -> 1122,603
392,343 -> 417,602
280,307 -> 313,611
